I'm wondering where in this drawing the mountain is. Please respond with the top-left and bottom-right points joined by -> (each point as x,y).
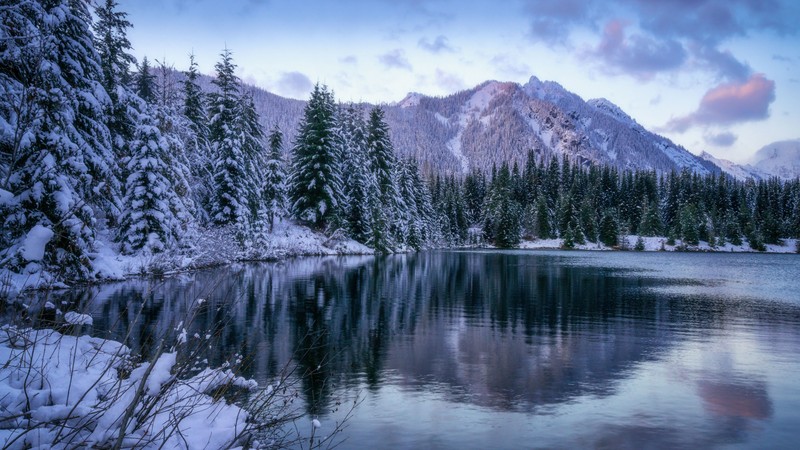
378,77 -> 719,175
189,72 -> 721,176
748,140 -> 800,180
698,152 -> 768,180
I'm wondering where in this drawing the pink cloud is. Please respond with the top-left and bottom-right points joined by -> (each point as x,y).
664,74 -> 775,132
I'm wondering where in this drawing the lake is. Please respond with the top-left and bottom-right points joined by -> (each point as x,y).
24,250 -> 800,449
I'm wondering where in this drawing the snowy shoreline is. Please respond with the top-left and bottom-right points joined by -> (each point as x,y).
4,225 -> 797,299
517,235 -> 799,253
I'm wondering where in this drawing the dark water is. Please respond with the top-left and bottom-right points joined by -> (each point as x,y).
24,251 -> 800,449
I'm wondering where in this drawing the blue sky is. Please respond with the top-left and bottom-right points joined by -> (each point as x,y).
119,0 -> 800,163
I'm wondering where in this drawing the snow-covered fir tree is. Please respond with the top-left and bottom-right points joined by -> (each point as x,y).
261,126 -> 288,233
366,106 -> 403,245
289,84 -> 343,230
207,49 -> 250,235
181,53 -> 213,219
92,0 -> 136,160
338,104 -> 378,245
236,91 -> 266,225
118,108 -> 190,254
135,56 -> 156,104
1,0 -> 117,279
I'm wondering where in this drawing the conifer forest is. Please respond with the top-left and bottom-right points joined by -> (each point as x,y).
1,0 -> 799,286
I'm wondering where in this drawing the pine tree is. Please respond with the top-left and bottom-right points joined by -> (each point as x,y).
181,52 -> 213,219
118,109 -> 188,254
135,56 -> 156,104
367,106 -> 403,246
92,0 -> 137,163
207,48 -> 250,235
288,84 -> 343,230
262,126 -> 288,233
600,210 -> 620,247
1,0 -> 117,278
338,104 -> 378,243
237,91 -> 266,223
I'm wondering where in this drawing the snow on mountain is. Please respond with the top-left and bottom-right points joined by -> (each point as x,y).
749,140 -> 800,180
699,152 -> 767,180
228,73 -> 721,176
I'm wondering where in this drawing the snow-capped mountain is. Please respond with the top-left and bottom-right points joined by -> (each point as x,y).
749,140 -> 800,180
379,76 -> 719,175
207,73 -> 722,176
698,140 -> 800,181
698,152 -> 768,180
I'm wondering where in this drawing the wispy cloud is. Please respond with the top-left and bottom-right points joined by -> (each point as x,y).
704,131 -> 738,147
275,71 -> 313,98
587,20 -> 686,79
418,35 -> 455,53
379,49 -> 413,70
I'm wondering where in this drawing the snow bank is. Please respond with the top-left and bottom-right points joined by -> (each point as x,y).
21,225 -> 54,262
0,326 -> 258,449
2,220 -> 372,298
518,236 -> 799,253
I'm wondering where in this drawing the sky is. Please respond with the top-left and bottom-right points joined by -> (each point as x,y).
119,0 -> 800,163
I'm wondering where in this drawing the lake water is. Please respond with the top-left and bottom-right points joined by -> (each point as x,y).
24,251 -> 800,449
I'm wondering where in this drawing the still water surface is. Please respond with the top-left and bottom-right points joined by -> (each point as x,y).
30,251 -> 800,449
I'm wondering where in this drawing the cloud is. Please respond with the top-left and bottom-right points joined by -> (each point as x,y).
418,35 -> 455,53
434,69 -> 465,92
379,49 -> 413,70
588,20 -> 687,79
664,74 -> 776,132
275,71 -> 313,98
489,54 -> 531,78
339,55 -> 358,65
522,0 -> 597,45
691,44 -> 751,81
704,131 -> 738,147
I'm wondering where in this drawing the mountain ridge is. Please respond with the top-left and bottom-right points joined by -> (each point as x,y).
186,69 -> 796,179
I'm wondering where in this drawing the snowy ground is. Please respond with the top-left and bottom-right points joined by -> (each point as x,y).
1,219 -> 372,297
0,325 -> 261,449
519,236 -> 799,253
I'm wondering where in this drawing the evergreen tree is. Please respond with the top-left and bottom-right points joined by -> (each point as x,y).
92,0 -> 136,162
1,0 -> 117,278
483,163 -> 521,248
600,210 -> 620,247
289,84 -> 343,230
135,56 -> 156,103
367,106 -> 403,245
338,104 -> 378,244
181,52 -> 213,218
262,126 -> 288,232
207,48 -> 249,235
118,109 -> 189,254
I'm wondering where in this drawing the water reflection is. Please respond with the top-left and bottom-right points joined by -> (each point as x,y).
14,251 -> 800,449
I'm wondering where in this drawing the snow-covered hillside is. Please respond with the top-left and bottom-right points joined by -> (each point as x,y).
699,151 -> 768,180
749,140 -> 800,179
233,74 -> 720,176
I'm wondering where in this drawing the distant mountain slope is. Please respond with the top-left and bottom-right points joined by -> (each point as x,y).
749,140 -> 800,180
191,72 -> 722,176
380,77 -> 719,175
699,152 -> 768,180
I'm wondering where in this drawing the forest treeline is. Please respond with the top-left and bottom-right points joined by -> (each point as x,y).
432,155 -> 800,249
2,1 -> 798,284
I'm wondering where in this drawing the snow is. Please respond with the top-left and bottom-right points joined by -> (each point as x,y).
397,92 -> 423,108
699,151 -> 765,180
749,139 -> 800,179
64,311 -> 93,325
0,326 -> 259,450
517,236 -> 799,253
21,225 -> 55,262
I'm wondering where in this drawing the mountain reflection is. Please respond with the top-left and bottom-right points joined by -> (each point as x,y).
20,251 -> 789,444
